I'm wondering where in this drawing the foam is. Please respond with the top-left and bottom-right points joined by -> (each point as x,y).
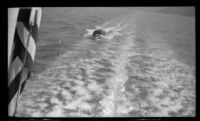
16,17 -> 195,117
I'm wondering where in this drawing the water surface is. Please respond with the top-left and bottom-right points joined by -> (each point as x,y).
16,7 -> 195,117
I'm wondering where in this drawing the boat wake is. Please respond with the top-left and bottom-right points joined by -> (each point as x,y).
16,19 -> 195,117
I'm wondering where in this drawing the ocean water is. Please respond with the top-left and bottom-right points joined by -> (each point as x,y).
15,7 -> 195,117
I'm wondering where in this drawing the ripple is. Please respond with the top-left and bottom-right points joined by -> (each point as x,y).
16,19 -> 195,117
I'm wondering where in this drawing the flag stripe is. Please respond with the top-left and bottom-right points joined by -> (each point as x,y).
8,57 -> 23,86
8,70 -> 22,103
18,9 -> 39,42
29,10 -> 39,42
17,22 -> 36,61
20,78 -> 27,94
26,34 -> 36,61
17,8 -> 31,34
16,22 -> 29,47
8,90 -> 18,116
12,29 -> 34,69
12,29 -> 26,62
8,67 -> 29,104
19,67 -> 29,94
8,8 -> 19,70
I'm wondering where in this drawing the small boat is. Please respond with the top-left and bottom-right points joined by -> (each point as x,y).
92,29 -> 106,40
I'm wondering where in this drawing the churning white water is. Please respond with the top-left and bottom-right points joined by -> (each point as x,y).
15,7 -> 195,117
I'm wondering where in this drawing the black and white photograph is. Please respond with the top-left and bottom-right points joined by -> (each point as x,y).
8,7 -> 195,117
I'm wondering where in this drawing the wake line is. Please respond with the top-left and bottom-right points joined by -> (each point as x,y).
99,28 -> 136,116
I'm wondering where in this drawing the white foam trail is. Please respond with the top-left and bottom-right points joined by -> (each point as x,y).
98,27 -> 136,116
16,16 -> 195,117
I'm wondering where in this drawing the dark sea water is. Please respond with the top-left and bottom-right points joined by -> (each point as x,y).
16,7 -> 195,117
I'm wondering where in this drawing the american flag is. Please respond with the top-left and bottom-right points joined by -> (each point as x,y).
8,7 -> 42,116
